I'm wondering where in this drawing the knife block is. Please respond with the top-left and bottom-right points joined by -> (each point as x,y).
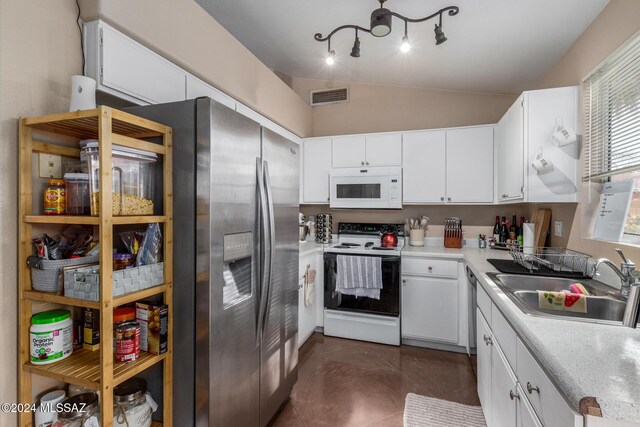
444,236 -> 462,249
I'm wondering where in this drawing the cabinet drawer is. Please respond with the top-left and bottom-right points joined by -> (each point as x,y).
402,258 -> 458,278
516,339 -> 577,427
477,284 -> 492,323
491,304 -> 517,371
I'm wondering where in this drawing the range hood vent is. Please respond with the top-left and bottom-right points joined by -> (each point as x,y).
310,87 -> 349,106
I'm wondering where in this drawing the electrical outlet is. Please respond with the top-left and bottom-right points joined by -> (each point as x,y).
39,153 -> 62,179
554,220 -> 563,237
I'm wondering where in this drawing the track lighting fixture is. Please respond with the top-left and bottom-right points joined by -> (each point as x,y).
314,0 -> 458,64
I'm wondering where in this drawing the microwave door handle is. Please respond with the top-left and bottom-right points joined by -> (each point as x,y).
261,161 -> 276,335
256,158 -> 269,345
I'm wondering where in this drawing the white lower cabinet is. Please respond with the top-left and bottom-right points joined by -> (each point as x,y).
298,252 -> 321,347
402,276 -> 458,343
402,257 -> 467,347
476,294 -> 582,427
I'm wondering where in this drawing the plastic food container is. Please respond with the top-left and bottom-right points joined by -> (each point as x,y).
64,173 -> 90,215
35,389 -> 66,427
113,378 -> 156,427
80,140 -> 157,216
55,393 -> 99,427
30,310 -> 73,365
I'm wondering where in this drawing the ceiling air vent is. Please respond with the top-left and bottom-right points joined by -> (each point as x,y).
310,87 -> 349,106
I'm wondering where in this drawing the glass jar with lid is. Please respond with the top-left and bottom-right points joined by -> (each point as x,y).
113,378 -> 156,427
53,392 -> 99,427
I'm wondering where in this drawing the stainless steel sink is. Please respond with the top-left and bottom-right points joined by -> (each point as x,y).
487,273 -> 627,325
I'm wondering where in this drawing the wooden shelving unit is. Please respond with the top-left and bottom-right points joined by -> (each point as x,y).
18,107 -> 173,427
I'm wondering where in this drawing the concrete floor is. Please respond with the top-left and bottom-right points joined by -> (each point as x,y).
272,333 -> 480,427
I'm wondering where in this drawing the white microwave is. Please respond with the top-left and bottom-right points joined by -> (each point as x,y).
330,167 -> 402,209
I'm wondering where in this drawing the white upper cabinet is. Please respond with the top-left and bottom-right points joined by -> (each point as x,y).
496,97 -> 525,202
332,133 -> 401,167
403,131 -> 446,203
525,87 -> 579,203
446,127 -> 494,203
496,86 -> 579,203
302,138 -> 332,203
332,135 -> 367,167
365,134 -> 402,166
90,23 -> 186,105
185,75 -> 236,110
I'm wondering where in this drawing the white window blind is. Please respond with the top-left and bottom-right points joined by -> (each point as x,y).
583,31 -> 640,181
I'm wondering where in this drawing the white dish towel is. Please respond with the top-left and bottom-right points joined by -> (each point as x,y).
336,255 -> 383,300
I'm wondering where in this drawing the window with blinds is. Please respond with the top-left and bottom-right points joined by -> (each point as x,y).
583,31 -> 640,181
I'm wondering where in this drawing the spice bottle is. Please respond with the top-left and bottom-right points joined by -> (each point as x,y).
44,179 -> 66,215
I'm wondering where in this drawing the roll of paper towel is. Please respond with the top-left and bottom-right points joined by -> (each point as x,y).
523,223 -> 535,254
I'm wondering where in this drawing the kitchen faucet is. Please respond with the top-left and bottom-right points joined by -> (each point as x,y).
592,249 -> 636,298
591,248 -> 640,328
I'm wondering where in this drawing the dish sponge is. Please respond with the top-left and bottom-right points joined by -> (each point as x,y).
569,283 -> 590,296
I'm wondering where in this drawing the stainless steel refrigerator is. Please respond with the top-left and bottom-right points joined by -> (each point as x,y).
127,98 -> 299,427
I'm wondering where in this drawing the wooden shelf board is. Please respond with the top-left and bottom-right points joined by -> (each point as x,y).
22,107 -> 168,140
23,291 -> 101,309
24,349 -> 167,389
114,284 -> 168,307
23,215 -> 167,225
112,215 -> 167,225
23,215 -> 100,225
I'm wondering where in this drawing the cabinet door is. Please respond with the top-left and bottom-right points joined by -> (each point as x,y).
100,25 -> 186,105
365,133 -> 402,166
517,385 -> 543,427
491,343 -> 518,427
446,127 -> 494,203
302,138 -> 332,203
496,97 -> 524,202
402,131 -> 446,203
401,275 -> 458,343
476,310 -> 492,425
332,135 -> 366,168
185,75 -> 235,110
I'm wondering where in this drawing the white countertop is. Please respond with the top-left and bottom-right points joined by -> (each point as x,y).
403,245 -> 640,423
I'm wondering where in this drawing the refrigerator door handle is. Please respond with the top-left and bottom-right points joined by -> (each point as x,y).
256,157 -> 270,345
261,160 -> 276,335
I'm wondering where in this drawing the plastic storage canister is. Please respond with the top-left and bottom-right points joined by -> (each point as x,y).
113,253 -> 134,270
35,389 -> 66,427
44,179 -> 66,215
64,173 -> 90,215
80,139 -> 157,216
30,310 -> 73,365
113,378 -> 155,427
55,392 -> 99,427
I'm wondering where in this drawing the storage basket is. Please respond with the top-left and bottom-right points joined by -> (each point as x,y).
29,255 -> 100,293
64,262 -> 164,301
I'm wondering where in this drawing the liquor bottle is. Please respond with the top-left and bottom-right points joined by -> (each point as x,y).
493,216 -> 500,241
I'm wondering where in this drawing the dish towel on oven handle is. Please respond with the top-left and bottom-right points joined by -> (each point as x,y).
336,255 -> 383,300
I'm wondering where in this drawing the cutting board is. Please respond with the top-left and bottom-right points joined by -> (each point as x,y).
531,208 -> 551,248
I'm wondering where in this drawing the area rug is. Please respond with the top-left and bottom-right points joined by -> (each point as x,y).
403,393 -> 487,427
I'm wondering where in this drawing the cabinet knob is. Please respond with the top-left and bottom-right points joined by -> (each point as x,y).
440,196 -> 445,201
447,197 -> 451,202
428,266 -> 433,272
509,390 -> 520,400
361,161 -> 365,165
526,382 -> 540,394
366,161 -> 369,165
483,335 -> 493,346
402,279 -> 407,285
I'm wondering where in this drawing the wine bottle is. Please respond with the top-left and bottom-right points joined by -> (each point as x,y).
510,213 -> 518,240
500,219 -> 509,243
493,216 -> 500,241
